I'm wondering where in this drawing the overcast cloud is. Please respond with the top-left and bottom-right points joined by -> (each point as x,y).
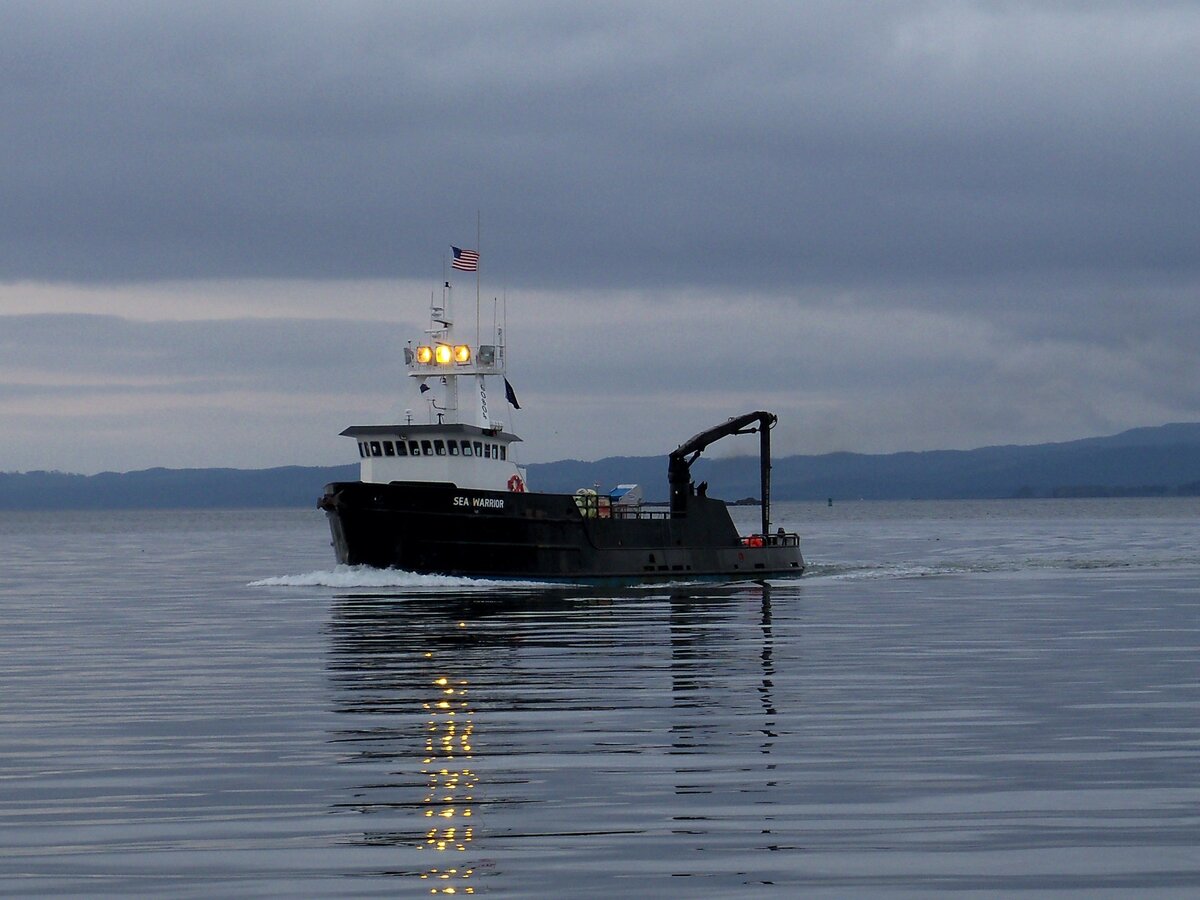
2,1 -> 1198,473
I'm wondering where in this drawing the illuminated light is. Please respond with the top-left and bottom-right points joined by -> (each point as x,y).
416,346 -> 434,364
453,344 -> 471,363
435,344 -> 453,364
435,677 -> 448,685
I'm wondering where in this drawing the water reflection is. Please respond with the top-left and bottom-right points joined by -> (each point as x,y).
418,670 -> 476,891
325,584 -> 785,891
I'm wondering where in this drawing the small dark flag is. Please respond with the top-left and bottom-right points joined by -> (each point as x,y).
419,382 -> 430,394
451,246 -> 479,272
504,378 -> 521,409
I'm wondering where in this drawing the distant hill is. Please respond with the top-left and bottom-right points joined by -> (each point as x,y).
529,423 -> 1200,501
3,423 -> 1199,509
0,465 -> 358,510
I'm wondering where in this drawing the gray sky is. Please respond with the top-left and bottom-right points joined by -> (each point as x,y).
3,1 -> 1198,473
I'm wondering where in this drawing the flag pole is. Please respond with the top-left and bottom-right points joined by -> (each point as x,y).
475,211 -> 481,349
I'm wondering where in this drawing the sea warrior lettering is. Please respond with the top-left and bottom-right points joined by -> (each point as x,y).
453,496 -> 505,509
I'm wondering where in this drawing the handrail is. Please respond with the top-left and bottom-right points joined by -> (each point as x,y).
573,492 -> 669,520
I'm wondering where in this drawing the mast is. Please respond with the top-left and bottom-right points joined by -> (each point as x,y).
406,241 -> 503,432
475,211 -> 481,350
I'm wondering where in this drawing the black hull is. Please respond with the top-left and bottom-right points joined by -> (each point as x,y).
319,481 -> 804,585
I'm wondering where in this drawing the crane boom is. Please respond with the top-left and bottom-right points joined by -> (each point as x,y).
668,411 -> 777,535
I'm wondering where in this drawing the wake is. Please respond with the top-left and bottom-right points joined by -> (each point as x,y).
248,565 -> 565,591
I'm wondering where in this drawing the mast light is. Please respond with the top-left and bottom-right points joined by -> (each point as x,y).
415,343 -> 473,366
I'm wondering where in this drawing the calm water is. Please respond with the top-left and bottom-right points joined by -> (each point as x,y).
2,499 -> 1199,897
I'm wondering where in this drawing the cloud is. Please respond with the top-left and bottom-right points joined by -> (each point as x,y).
3,2 -> 1198,288
3,277 -> 1196,474
1,3 -> 1198,473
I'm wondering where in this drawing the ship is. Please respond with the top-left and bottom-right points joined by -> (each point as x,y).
318,257 -> 804,585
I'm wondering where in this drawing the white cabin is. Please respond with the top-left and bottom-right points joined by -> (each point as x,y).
344,423 -> 527,492
342,274 -> 530,493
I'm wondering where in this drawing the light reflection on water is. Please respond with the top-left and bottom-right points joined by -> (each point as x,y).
324,586 -> 789,894
2,503 -> 1199,895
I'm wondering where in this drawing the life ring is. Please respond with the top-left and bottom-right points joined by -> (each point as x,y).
507,474 -> 526,493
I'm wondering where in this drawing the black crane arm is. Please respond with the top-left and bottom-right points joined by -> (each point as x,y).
670,410 -> 777,467
667,411 -> 778,534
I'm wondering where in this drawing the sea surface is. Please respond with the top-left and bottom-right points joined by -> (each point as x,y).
2,499 -> 1199,897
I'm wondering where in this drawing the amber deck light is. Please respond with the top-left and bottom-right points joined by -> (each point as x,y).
434,344 -> 453,365
454,344 -> 471,364
416,345 -> 434,364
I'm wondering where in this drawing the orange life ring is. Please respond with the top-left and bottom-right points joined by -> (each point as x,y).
507,474 -> 525,493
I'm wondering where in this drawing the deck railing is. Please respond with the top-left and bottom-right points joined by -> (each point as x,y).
573,493 -> 670,520
572,494 -> 799,544
741,531 -> 801,548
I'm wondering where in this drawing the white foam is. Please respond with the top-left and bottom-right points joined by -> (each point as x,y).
807,562 -> 965,581
248,565 -> 566,591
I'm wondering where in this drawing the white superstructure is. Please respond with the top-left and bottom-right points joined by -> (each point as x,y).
341,277 -> 528,492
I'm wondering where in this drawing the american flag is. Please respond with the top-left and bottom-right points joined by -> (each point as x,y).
451,246 -> 479,272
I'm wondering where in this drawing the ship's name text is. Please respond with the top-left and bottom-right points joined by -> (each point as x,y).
453,496 -> 505,509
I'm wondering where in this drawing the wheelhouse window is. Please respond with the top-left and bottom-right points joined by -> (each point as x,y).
421,440 -> 433,456
461,441 -> 473,456
395,441 -> 408,457
369,441 -> 382,457
473,441 -> 483,457
448,441 -> 459,456
499,445 -> 507,460
409,441 -> 420,456
434,440 -> 446,456
358,442 -> 367,458
484,443 -> 491,459
383,441 -> 395,456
